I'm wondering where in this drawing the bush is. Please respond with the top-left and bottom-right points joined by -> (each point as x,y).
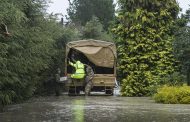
160,72 -> 185,86
121,71 -> 158,96
153,85 -> 190,104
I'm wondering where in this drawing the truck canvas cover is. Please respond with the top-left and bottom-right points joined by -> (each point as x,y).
66,39 -> 116,68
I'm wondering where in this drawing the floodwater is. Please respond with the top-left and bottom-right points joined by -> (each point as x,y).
1,95 -> 190,122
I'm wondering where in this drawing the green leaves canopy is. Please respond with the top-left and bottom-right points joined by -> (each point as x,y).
67,0 -> 115,30
0,0 -> 79,106
112,0 -> 179,96
173,7 -> 190,85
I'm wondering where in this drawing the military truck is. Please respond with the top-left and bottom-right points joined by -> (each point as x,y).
65,39 -> 117,95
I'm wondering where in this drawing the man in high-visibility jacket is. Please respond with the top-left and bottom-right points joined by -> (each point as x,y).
69,60 -> 85,79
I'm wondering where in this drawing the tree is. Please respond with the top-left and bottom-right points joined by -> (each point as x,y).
0,0 -> 80,108
67,0 -> 115,30
82,16 -> 113,41
112,0 -> 180,96
173,7 -> 190,85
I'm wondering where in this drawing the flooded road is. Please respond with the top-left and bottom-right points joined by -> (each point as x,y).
1,95 -> 190,122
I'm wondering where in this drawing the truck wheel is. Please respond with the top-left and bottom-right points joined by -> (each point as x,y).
85,81 -> 92,96
76,87 -> 80,95
106,89 -> 113,95
68,86 -> 75,95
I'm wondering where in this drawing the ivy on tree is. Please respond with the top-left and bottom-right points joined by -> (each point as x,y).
112,0 -> 180,96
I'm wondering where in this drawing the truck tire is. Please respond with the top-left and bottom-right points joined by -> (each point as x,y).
76,87 -> 80,95
105,89 -> 113,95
68,86 -> 75,95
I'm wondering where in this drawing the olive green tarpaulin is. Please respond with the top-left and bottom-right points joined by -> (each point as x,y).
66,39 -> 116,68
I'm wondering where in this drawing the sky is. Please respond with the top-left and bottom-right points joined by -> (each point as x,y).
47,0 -> 69,18
47,0 -> 190,19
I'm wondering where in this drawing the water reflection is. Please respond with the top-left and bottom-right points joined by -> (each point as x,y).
72,100 -> 85,122
0,96 -> 190,122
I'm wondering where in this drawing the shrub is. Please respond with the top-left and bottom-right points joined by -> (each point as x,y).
153,85 -> 190,104
160,72 -> 185,86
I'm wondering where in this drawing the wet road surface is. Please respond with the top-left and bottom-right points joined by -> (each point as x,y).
1,95 -> 190,122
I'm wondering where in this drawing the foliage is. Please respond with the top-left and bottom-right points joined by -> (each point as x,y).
173,7 -> 190,85
67,0 -> 115,30
112,0 -> 180,96
160,72 -> 185,86
0,0 -> 80,107
154,85 -> 190,104
82,16 -> 113,42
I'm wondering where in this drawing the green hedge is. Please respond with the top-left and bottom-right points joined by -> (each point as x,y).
153,85 -> 190,104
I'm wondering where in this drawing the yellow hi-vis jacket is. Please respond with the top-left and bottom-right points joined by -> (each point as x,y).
69,61 -> 85,79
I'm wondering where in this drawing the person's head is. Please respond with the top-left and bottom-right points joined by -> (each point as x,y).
76,61 -> 81,64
